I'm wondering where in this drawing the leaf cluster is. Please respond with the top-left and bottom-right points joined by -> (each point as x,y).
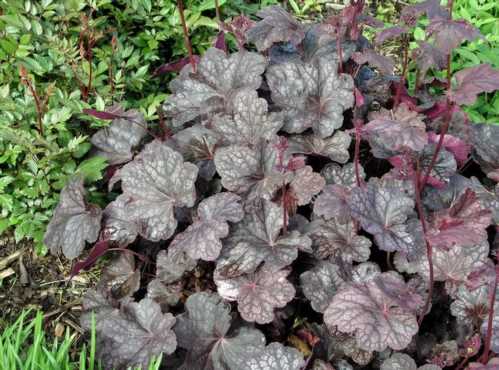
44,1 -> 499,369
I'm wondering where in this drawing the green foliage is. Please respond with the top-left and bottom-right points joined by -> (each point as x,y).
406,0 -> 499,124
0,0 -> 277,253
0,310 -> 162,370
453,0 -> 499,123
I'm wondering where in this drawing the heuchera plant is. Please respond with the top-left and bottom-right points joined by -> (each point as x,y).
44,1 -> 499,369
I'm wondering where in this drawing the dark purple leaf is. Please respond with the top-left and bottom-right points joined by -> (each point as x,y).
350,178 -> 422,256
169,192 -> 244,261
300,261 -> 345,313
98,252 -> 140,300
321,163 -> 365,187
81,297 -> 176,370
215,267 -> 295,324
246,6 -> 306,52
174,292 -> 266,369
214,31 -> 227,53
214,139 -> 290,203
153,56 -> 200,76
213,89 -> 283,146
164,48 -> 266,127
449,64 -> 499,106
352,49 -> 395,75
146,279 -> 182,310
427,19 -> 482,55
266,57 -> 354,138
90,109 -> 147,165
412,42 -> 447,81
222,15 -> 255,49
117,140 -> 198,241
401,0 -> 449,26
428,132 -> 470,166
314,184 -> 352,224
70,240 -> 109,278
288,131 -> 351,163
427,189 -> 492,249
245,342 -> 305,370
307,218 -> 372,263
375,26 -> 409,45
450,284 -> 488,324
215,199 -> 311,276
418,241 -> 489,295
324,272 -> 422,352
289,166 -> 326,206
363,103 -> 428,158
381,353 -> 442,370
44,177 -> 102,259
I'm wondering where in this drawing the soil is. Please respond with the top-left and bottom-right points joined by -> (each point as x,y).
0,232 -> 100,339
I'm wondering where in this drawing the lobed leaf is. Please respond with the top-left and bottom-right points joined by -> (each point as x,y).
117,140 -> 198,241
175,292 -> 266,370
215,199 -> 311,276
215,267 -> 295,324
164,48 -> 266,127
363,103 -> 428,158
349,178 -> 421,256
44,177 -> 102,259
90,109 -> 147,165
427,19 -> 481,56
300,261 -> 345,313
171,192 -> 244,261
266,57 -> 354,138
246,6 -> 306,52
324,272 -> 421,352
82,297 -> 176,370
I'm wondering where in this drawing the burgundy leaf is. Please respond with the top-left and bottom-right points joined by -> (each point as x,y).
83,108 -> 123,120
43,177 -> 102,259
427,189 -> 492,249
246,6 -> 306,51
70,240 -> 109,279
412,42 -> 447,81
153,56 -> 200,76
401,0 -> 449,26
449,64 -> 499,106
375,26 -> 409,45
352,49 -> 395,75
363,103 -> 428,158
324,272 -> 422,352
427,19 -> 482,55
215,267 -> 295,324
222,15 -> 255,49
428,132 -> 470,166
214,31 -> 227,53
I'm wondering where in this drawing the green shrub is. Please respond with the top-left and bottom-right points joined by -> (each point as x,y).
0,0 -> 278,253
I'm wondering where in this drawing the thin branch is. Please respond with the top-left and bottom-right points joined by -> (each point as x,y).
421,100 -> 452,188
215,0 -> 222,25
354,119 -> 363,187
20,67 -> 44,136
415,160 -> 434,326
480,265 -> 498,364
394,34 -> 409,108
177,0 -> 196,72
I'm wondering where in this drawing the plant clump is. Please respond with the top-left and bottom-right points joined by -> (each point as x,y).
44,1 -> 499,369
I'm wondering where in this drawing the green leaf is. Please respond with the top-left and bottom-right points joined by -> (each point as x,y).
76,156 -> 108,182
